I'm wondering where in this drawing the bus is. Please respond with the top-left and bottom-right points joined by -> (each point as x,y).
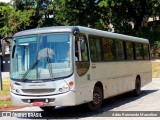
8,26 -> 152,111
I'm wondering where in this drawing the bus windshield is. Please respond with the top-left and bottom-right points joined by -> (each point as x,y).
10,33 -> 72,81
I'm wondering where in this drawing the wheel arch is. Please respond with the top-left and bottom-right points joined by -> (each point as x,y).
134,74 -> 141,96
94,81 -> 104,99
136,75 -> 141,80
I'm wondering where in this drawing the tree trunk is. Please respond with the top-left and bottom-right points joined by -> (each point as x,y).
134,16 -> 144,30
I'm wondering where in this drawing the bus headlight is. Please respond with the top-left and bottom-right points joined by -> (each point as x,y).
58,83 -> 69,93
10,83 -> 15,91
63,84 -> 69,89
16,89 -> 19,93
10,82 -> 21,94
10,84 -> 16,93
59,88 -> 63,92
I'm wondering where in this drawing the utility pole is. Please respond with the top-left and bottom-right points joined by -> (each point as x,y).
0,56 -> 2,90
0,35 -> 3,90
0,37 -> 12,90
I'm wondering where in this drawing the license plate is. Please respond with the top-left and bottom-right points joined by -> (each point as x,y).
33,102 -> 44,106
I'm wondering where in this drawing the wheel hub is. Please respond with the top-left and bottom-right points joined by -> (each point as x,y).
93,92 -> 101,105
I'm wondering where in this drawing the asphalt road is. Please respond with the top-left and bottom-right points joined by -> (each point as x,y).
2,78 -> 160,120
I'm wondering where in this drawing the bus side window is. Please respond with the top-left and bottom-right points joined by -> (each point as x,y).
126,41 -> 134,60
75,40 -> 79,61
143,44 -> 150,60
75,34 -> 89,62
75,34 -> 89,76
89,36 -> 102,61
102,37 -> 115,61
135,43 -> 143,60
115,40 -> 124,60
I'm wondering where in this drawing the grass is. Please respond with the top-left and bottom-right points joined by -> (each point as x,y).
0,100 -> 12,108
152,62 -> 160,78
0,78 -> 10,95
0,78 -> 12,108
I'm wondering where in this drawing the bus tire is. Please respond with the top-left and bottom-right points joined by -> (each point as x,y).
40,106 -> 55,111
87,86 -> 103,111
134,77 -> 141,96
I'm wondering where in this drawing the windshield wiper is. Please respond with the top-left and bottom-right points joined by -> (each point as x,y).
46,48 -> 54,80
21,48 -> 54,81
21,59 -> 39,81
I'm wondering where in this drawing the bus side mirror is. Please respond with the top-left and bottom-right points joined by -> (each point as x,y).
80,39 -> 85,52
1,37 -> 12,56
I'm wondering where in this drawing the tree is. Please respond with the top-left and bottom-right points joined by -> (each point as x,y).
53,0 -> 109,29
12,0 -> 55,27
98,0 -> 160,34
0,2 -> 12,37
1,0 -> 160,55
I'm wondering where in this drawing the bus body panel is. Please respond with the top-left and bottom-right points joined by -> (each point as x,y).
90,61 -> 152,98
10,74 -> 78,106
74,71 -> 94,104
11,90 -> 76,106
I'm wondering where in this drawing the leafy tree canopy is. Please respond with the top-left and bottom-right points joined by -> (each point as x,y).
0,0 -> 160,57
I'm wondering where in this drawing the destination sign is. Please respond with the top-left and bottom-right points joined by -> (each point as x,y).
17,36 -> 38,43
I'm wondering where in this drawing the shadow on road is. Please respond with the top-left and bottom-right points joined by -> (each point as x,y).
23,89 -> 158,119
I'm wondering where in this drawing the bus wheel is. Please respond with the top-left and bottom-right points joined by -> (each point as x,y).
40,106 -> 55,111
134,77 -> 141,96
87,86 -> 102,111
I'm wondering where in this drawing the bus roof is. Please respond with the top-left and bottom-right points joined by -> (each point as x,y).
78,26 -> 149,43
13,26 -> 149,43
13,26 -> 78,37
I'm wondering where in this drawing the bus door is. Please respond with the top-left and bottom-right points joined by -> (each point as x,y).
75,34 -> 92,103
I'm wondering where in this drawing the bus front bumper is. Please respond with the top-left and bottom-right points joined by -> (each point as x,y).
11,91 -> 76,106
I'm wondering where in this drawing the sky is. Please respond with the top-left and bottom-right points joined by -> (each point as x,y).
0,0 -> 10,3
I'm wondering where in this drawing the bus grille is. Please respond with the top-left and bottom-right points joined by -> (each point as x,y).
21,89 -> 55,94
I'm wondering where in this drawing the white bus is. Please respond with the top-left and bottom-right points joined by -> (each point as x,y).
8,26 -> 152,111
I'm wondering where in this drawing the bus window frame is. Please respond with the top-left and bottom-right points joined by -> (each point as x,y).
75,33 -> 90,77
87,34 -> 150,63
